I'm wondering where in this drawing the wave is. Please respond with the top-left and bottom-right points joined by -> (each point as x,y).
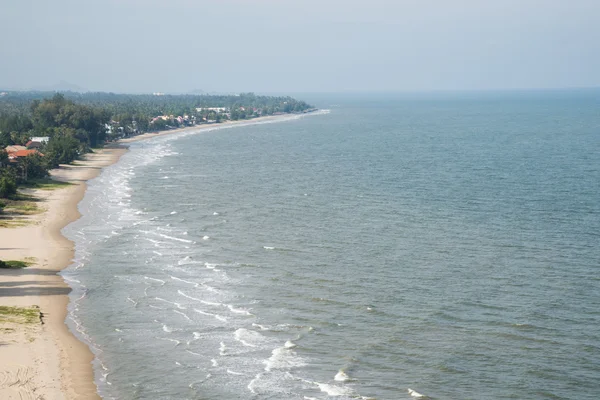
173,309 -> 192,321
144,276 -> 166,285
177,289 -> 202,302
227,304 -> 253,316
227,369 -> 245,376
408,388 -> 427,398
264,345 -> 306,372
334,370 -> 351,382
234,328 -> 268,348
155,297 -> 186,310
171,276 -> 200,287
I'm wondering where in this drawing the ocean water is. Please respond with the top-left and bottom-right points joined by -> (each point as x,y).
63,90 -> 600,400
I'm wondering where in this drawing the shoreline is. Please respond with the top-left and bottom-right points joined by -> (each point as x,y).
0,147 -> 127,399
118,112 -> 309,144
0,112 -> 315,399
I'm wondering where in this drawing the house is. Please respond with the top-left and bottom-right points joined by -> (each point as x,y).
5,145 -> 27,153
26,140 -> 43,149
196,107 -> 228,113
8,149 -> 44,160
30,137 -> 49,143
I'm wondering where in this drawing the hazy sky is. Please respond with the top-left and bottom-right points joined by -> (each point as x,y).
1,0 -> 599,93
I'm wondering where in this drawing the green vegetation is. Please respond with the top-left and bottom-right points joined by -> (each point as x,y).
21,177 -> 72,190
0,259 -> 33,269
0,306 -> 40,324
0,91 -> 315,206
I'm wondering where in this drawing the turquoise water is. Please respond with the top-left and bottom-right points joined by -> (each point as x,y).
64,90 -> 600,399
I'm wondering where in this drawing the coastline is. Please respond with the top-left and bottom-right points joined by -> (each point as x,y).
0,112 -> 313,399
0,147 -> 127,399
118,113 -> 308,143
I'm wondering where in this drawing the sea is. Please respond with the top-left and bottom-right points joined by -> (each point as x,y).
62,90 -> 600,400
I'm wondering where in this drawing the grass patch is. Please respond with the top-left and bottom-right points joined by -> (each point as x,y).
4,201 -> 42,215
20,178 -> 73,190
0,218 -> 31,228
0,260 -> 33,269
0,306 -> 40,324
0,196 -> 43,216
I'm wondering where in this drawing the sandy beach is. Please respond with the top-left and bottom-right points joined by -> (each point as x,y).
0,148 -> 126,399
0,114 -> 304,399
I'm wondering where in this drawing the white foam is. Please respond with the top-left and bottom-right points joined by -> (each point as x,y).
193,308 -> 215,317
171,276 -> 199,286
215,314 -> 228,322
174,309 -> 192,321
170,211 -> 177,215
202,284 -> 221,293
227,304 -> 253,316
227,369 -> 244,376
178,256 -> 193,265
263,246 -> 275,250
200,299 -> 222,306
186,350 -> 201,356
219,341 -> 227,355
211,358 -> 218,367
284,340 -> 297,348
153,251 -> 163,256
316,382 -> 355,397
248,374 -> 261,394
252,323 -> 270,331
234,328 -> 267,348
408,388 -> 426,398
155,297 -> 186,309
178,290 -> 202,302
144,276 -> 166,284
334,370 -> 351,382
203,235 -> 210,240
162,324 -> 173,333
156,337 -> 180,345
264,346 -> 306,371
158,233 -> 193,243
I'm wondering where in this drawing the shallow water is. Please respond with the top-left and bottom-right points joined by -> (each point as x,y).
63,91 -> 600,399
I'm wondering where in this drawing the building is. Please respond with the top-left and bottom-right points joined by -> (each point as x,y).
196,107 -> 228,113
5,145 -> 27,153
7,149 -> 44,160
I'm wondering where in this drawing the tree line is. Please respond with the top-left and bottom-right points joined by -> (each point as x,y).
0,91 -> 314,207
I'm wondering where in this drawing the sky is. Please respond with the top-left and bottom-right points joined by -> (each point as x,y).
1,0 -> 599,93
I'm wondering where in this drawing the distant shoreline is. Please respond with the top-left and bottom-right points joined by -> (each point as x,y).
118,110 -> 320,144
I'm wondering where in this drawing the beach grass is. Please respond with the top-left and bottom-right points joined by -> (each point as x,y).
0,259 -> 33,269
0,306 -> 41,324
20,178 -> 73,190
0,195 -> 44,218
0,218 -> 31,228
